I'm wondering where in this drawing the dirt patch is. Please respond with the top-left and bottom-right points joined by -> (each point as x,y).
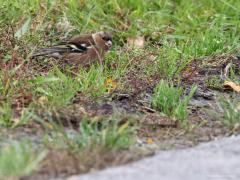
22,148 -> 150,180
181,54 -> 240,88
35,98 -> 114,128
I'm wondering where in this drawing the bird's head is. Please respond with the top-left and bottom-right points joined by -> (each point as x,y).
92,31 -> 113,50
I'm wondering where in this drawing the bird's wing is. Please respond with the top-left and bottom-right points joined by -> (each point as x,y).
32,34 -> 95,58
59,34 -> 95,51
32,44 -> 86,57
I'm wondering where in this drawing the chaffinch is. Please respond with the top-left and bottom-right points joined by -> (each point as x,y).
32,31 -> 113,66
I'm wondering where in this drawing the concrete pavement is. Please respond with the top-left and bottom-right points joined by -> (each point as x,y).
66,135 -> 240,180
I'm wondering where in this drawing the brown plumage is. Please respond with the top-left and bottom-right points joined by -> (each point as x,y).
32,31 -> 112,66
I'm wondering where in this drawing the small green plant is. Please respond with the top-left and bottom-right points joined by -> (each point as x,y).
78,117 -> 135,150
151,80 -> 197,126
77,66 -> 108,97
45,115 -> 136,152
0,141 -> 46,179
0,102 -> 12,127
216,95 -> 240,127
156,43 -> 183,78
13,108 -> 36,127
205,76 -> 222,89
227,65 -> 240,84
31,68 -> 80,107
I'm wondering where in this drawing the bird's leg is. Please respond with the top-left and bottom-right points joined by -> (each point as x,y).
91,43 -> 103,68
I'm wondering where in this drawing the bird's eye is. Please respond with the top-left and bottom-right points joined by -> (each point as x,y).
102,36 -> 112,41
102,37 -> 108,41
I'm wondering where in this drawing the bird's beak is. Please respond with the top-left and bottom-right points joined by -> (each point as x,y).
106,40 -> 112,47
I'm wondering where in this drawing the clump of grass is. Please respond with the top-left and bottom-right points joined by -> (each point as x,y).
205,76 -> 222,89
216,95 -> 240,127
31,65 -> 115,107
31,67 -> 80,107
0,102 -> 12,127
77,117 -> 135,150
227,65 -> 240,84
155,43 -> 183,78
45,115 -> 136,152
0,102 -> 35,127
151,80 -> 197,127
0,141 -> 46,179
77,66 -> 108,97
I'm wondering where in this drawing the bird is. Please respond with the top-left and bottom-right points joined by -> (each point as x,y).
32,31 -> 113,66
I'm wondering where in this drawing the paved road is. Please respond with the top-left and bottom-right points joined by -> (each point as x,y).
67,135 -> 240,180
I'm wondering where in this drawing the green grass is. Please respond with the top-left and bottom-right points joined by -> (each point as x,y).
205,76 -> 223,89
1,0 -> 240,52
151,80 -> 197,127
0,141 -> 46,179
0,101 -> 12,126
30,67 -> 80,107
216,95 -> 240,127
44,115 -> 136,152
0,0 -> 239,104
0,0 -> 240,178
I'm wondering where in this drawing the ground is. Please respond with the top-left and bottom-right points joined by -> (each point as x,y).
67,135 -> 240,180
0,0 -> 240,180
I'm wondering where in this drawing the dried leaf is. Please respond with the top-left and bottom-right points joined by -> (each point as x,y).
164,26 -> 175,34
127,36 -> 145,48
105,78 -> 117,93
12,118 -> 20,126
224,81 -> 240,93
38,96 -> 49,105
56,16 -> 74,33
147,138 -> 154,144
237,103 -> 240,111
117,122 -> 129,134
233,123 -> 240,132
45,122 -> 54,129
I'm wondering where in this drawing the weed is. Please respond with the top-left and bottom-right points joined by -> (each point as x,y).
30,67 -> 80,107
0,102 -> 12,127
77,66 -> 108,98
44,115 -> 136,152
205,76 -> 222,89
0,141 -> 46,178
151,80 -> 197,127
216,95 -> 240,127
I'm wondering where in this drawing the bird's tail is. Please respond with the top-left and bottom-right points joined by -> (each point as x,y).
32,46 -> 70,57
